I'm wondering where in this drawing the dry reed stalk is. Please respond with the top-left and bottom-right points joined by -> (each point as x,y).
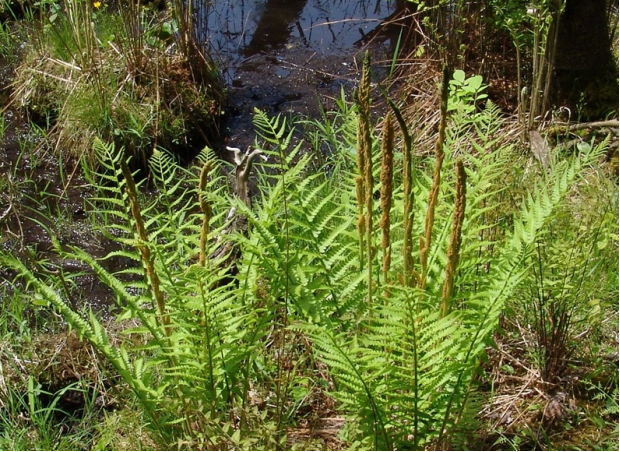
440,159 -> 467,317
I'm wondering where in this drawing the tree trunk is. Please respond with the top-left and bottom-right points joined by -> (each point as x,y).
553,0 -> 619,120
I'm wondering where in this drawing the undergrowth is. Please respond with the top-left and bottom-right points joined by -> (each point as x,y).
0,60 -> 616,450
10,0 -> 223,165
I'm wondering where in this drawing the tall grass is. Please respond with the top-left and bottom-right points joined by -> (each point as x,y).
11,0 -> 223,165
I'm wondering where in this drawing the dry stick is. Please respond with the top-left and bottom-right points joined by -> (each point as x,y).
510,27 -> 527,140
440,160 -> 466,318
380,112 -> 395,285
419,67 -> 450,290
120,159 -> 169,333
529,12 -> 541,131
548,120 -> 620,134
541,4 -> 563,118
198,159 -> 212,267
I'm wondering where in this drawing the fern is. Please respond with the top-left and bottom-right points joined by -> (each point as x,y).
278,72 -> 610,449
1,70 -> 611,450
1,139 -> 274,448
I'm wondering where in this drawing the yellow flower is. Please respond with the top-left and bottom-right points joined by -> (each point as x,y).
93,1 -> 101,8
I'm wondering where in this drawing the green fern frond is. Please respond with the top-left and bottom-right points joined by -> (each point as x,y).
296,323 -> 391,450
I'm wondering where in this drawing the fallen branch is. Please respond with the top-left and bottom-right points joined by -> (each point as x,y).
547,120 -> 619,135
209,146 -> 264,264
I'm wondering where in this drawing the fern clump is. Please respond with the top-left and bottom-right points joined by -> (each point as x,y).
0,62 -> 613,450
274,64 -> 609,449
1,139 -> 277,448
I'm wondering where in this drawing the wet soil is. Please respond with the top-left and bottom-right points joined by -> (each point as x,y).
0,103 -> 129,316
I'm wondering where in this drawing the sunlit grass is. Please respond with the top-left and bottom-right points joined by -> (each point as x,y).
11,0 -> 223,167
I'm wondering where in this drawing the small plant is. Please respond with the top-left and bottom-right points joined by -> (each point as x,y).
588,384 -> 619,450
448,69 -> 488,117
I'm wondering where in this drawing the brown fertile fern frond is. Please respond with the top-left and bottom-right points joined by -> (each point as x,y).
419,66 -> 450,289
355,51 -> 375,307
380,112 -> 395,283
198,159 -> 213,267
120,158 -> 169,332
440,159 -> 467,317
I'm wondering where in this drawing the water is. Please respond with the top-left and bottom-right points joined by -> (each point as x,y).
202,0 -> 395,66
197,0 -> 399,150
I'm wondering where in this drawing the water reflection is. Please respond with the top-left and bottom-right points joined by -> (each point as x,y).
197,0 -> 396,63
243,0 -> 308,56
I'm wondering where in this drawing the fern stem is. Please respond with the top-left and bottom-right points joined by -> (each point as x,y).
403,291 -> 421,449
120,158 -> 169,333
419,67 -> 449,289
440,159 -> 467,317
274,121 -> 292,447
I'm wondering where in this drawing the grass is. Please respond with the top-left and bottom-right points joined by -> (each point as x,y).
10,0 -> 223,167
